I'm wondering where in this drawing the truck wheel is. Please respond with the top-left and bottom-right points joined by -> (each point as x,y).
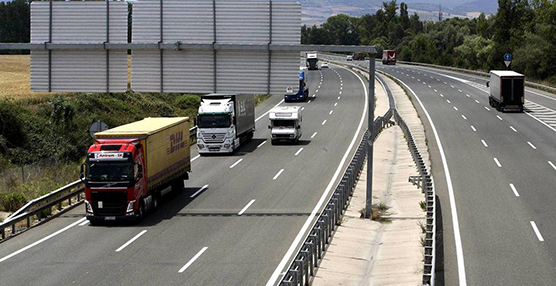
152,192 -> 159,211
172,179 -> 184,192
136,200 -> 144,222
271,139 -> 276,145
88,219 -> 97,226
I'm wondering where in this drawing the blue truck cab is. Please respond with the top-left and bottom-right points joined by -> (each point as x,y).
285,71 -> 309,102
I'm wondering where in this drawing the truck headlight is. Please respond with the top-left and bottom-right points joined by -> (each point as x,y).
85,200 -> 94,213
126,200 -> 136,213
198,144 -> 205,149
224,143 -> 231,148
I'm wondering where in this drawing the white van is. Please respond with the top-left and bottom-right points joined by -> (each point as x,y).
268,106 -> 302,144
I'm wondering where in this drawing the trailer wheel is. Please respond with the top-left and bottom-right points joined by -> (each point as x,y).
152,192 -> 159,211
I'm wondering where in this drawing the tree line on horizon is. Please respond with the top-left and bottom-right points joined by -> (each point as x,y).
303,0 -> 556,85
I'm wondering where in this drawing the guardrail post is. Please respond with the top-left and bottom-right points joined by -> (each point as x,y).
304,241 -> 315,276
27,217 -> 30,228
1,228 -> 4,240
12,223 -> 15,234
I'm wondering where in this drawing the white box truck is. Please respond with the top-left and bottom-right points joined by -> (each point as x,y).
268,106 -> 302,144
197,94 -> 255,154
487,71 -> 525,112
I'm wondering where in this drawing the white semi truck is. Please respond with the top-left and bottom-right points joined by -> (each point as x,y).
268,106 -> 302,144
487,71 -> 525,112
197,94 -> 255,154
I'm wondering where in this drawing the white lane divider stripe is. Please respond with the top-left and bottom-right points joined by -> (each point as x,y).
273,169 -> 284,180
238,200 -> 256,216
530,222 -> 544,242
509,184 -> 520,197
257,140 -> 267,148
485,107 -> 490,111
447,100 -> 451,103
191,154 -> 201,162
229,159 -> 243,169
79,220 -> 90,226
116,230 -> 148,252
311,132 -> 317,139
481,140 -> 488,148
510,126 -> 517,132
322,120 -> 327,125
462,115 -> 467,120
471,126 -> 476,131
334,102 -> 338,106
308,100 -> 312,103
255,99 -> 285,122
496,115 -> 503,121
475,100 -> 480,104
190,185 -> 209,198
458,89 -> 462,92
329,110 -> 334,115
301,107 -> 305,111
179,247 -> 209,273
466,94 -> 470,97
549,161 -> 556,171
434,89 -> 437,92
0,217 -> 87,263
440,94 -> 444,97
494,158 -> 502,167
295,148 -> 304,156
454,106 -> 458,111
527,142 -> 537,150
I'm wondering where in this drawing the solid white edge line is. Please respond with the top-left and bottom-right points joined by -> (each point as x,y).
190,185 -> 209,198
509,184 -> 520,197
311,132 -> 317,139
238,199 -> 256,216
191,154 -> 201,162
0,217 -> 87,263
272,169 -> 284,180
79,220 -> 90,226
257,141 -> 267,148
524,112 -> 556,133
179,247 -> 208,273
527,142 -> 537,150
255,99 -> 285,122
494,158 -> 502,167
389,75 -> 467,286
530,221 -> 545,242
548,161 -> 556,171
471,126 -> 476,131
265,65 -> 368,286
481,140 -> 488,148
294,148 -> 304,156
229,159 -> 243,169
116,230 -> 148,252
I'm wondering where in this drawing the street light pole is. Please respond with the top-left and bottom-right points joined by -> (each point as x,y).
365,57 -> 375,218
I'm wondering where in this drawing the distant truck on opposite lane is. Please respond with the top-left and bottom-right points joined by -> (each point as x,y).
487,70 -> 525,112
382,50 -> 397,65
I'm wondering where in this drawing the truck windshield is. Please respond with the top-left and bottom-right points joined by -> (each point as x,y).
272,120 -> 295,128
87,162 -> 133,181
198,114 -> 231,128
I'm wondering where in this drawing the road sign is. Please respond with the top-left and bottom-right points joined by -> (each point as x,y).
504,60 -> 512,68
504,53 -> 512,61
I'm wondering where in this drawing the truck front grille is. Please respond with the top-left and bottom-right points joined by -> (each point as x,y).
91,191 -> 127,216
201,132 -> 226,143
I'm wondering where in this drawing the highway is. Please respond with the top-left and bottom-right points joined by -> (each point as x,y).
376,63 -> 556,285
0,65 -> 369,286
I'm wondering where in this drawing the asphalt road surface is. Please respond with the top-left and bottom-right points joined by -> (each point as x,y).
377,63 -> 556,286
0,65 -> 369,286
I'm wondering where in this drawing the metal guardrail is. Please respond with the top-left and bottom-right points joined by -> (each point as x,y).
393,109 -> 436,286
0,126 -> 199,241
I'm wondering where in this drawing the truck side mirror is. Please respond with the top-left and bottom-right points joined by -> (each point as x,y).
136,164 -> 143,180
80,163 -> 85,180
486,81 -> 489,87
297,125 -> 301,129
268,125 -> 271,129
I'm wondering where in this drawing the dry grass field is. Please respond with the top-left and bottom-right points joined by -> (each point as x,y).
0,55 -> 48,99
